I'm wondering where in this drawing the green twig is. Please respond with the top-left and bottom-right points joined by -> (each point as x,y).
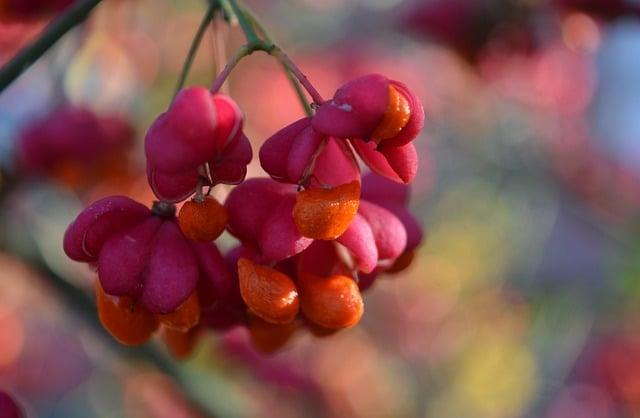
221,0 -> 260,44
173,2 -> 218,97
0,0 -> 103,94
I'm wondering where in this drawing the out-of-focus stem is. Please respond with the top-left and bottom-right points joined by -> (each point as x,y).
209,44 -> 252,93
0,0 -> 103,93
173,1 -> 218,97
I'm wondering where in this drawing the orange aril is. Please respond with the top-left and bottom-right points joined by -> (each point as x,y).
298,272 -> 364,329
96,282 -> 159,345
157,291 -> 200,332
372,85 -> 411,141
293,181 -> 360,240
163,327 -> 200,360
237,258 -> 299,324
178,196 -> 227,242
247,313 -> 298,354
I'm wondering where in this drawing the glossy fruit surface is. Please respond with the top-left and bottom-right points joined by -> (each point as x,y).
298,273 -> 364,329
372,85 -> 412,141
293,181 -> 360,240
178,196 -> 228,242
96,282 -> 159,346
238,258 -> 299,324
157,291 -> 200,332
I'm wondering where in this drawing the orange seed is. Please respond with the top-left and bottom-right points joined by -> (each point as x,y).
163,327 -> 200,360
178,196 -> 228,242
237,258 -> 299,324
96,282 -> 159,346
157,291 -> 200,332
372,84 -> 411,141
293,181 -> 360,240
298,272 -> 364,329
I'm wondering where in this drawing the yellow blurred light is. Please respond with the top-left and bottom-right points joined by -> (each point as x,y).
451,336 -> 538,418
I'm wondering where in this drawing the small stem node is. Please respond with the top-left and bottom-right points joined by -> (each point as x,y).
151,201 -> 177,218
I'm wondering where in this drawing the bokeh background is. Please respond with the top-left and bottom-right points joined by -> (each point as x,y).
2,0 -> 640,417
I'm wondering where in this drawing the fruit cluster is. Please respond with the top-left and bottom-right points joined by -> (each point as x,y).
64,68 -> 425,355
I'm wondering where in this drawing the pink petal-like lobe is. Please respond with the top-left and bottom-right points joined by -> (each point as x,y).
145,87 -> 218,173
352,139 -> 417,184
147,164 -> 199,203
336,214 -> 378,273
98,217 -> 162,296
310,137 -> 360,187
225,178 -> 294,244
313,74 -> 389,139
209,132 -> 252,185
258,196 -> 313,261
358,200 -> 407,261
64,196 -> 149,262
191,241 -> 239,310
141,221 -> 199,314
260,118 -> 311,182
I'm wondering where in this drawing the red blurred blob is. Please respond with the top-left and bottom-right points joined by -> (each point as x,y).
399,0 -> 538,63
0,390 -> 23,418
0,0 -> 72,21
15,106 -> 134,190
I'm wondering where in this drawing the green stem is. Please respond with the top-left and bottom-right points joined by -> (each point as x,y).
0,0 -> 103,93
221,0 -> 260,44
173,2 -> 218,97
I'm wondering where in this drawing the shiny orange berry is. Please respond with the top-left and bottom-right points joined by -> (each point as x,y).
96,282 -> 159,346
247,313 -> 298,354
178,196 -> 228,242
298,273 -> 364,329
157,291 -> 200,332
372,85 -> 411,141
163,327 -> 200,360
238,258 -> 300,324
386,250 -> 416,274
293,181 -> 360,240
